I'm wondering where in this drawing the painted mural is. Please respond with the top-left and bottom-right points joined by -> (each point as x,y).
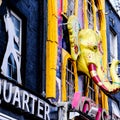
1,10 -> 22,83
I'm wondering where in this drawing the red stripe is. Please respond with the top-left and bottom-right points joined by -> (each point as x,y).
88,63 -> 96,71
100,85 -> 108,91
93,76 -> 108,91
88,63 -> 108,92
92,76 -> 100,84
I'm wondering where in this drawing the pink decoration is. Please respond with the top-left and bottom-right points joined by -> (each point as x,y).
71,92 -> 81,109
82,102 -> 89,113
96,108 -> 102,120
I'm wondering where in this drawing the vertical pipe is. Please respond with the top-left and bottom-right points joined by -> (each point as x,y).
46,0 -> 58,98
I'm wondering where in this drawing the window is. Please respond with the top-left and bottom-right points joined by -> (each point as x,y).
7,54 -> 17,81
87,0 -> 94,29
94,0 -> 100,31
109,28 -> 119,76
0,113 -> 17,120
110,28 -> 117,61
67,0 -> 75,16
1,9 -> 22,84
96,7 -> 100,31
66,59 -> 75,101
88,80 -> 95,100
11,10 -> 22,54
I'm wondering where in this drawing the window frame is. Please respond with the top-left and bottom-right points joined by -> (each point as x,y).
88,80 -> 95,100
87,0 -> 94,29
61,49 -> 78,101
109,28 -> 118,61
66,59 -> 75,101
7,54 -> 17,81
10,10 -> 22,55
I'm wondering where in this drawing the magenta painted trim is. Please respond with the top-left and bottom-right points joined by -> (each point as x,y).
82,102 -> 90,113
96,108 -> 102,120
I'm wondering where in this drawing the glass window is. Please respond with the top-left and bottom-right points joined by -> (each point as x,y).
110,28 -> 117,61
94,0 -> 100,31
109,28 -> 119,76
7,54 -> 17,81
87,0 -> 94,29
66,59 -> 75,101
88,80 -> 95,100
11,11 -> 22,53
67,0 -> 75,16
96,8 -> 100,31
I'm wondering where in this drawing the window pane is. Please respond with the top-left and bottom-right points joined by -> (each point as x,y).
7,63 -> 12,78
10,10 -> 22,53
12,65 -> 17,80
7,54 -> 17,81
88,80 -> 95,100
66,59 -> 75,101
11,15 -> 20,38
87,0 -> 94,29
67,0 -> 75,16
110,29 -> 117,61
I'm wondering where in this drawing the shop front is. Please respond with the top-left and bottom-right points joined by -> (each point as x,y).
0,77 -> 58,120
56,92 -> 110,120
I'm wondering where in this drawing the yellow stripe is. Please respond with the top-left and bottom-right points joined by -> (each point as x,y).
75,0 -> 78,16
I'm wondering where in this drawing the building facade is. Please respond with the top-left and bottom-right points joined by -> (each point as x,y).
0,0 -> 120,120
0,0 -> 58,120
46,0 -> 118,119
106,0 -> 120,119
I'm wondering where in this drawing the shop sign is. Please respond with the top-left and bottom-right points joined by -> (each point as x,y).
71,92 -> 109,120
0,79 -> 50,120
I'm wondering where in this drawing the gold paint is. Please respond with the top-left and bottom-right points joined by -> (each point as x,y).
74,0 -> 78,16
63,0 -> 68,14
83,0 -> 88,29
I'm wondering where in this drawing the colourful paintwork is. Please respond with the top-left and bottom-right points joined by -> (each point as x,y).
67,15 -> 80,60
71,92 -> 109,119
68,28 -> 120,94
